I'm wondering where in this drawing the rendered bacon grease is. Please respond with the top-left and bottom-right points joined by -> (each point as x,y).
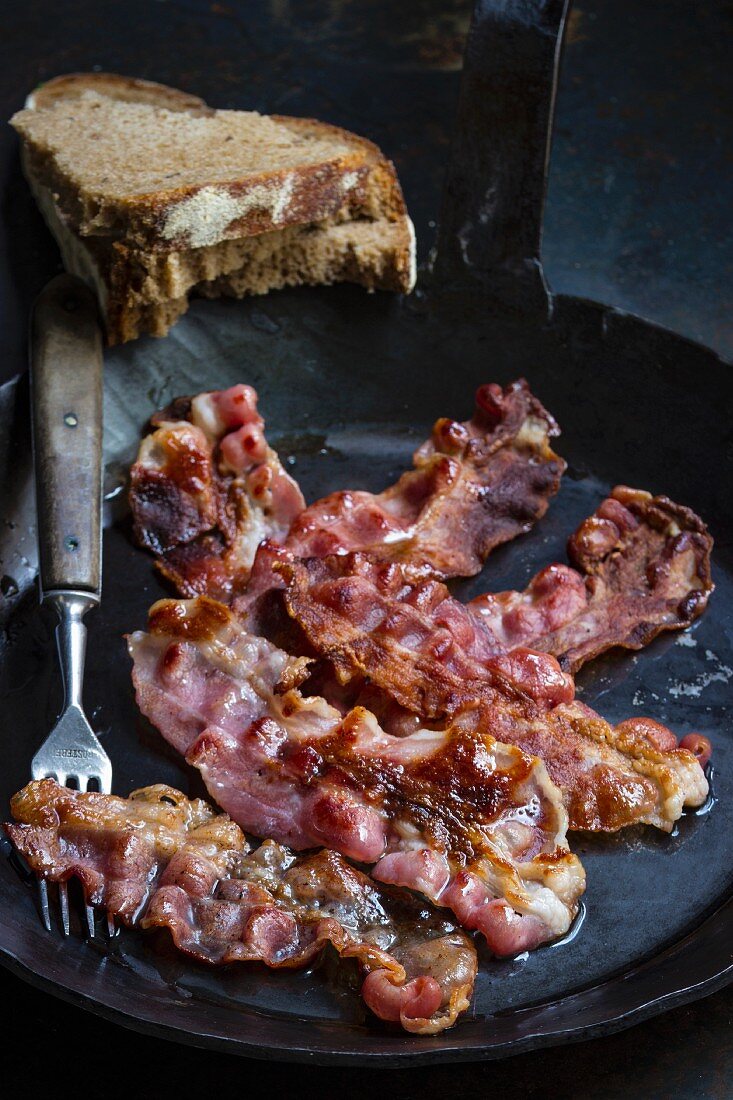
129,379 -> 565,601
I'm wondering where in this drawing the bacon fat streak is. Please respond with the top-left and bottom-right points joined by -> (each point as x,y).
121,378 -> 715,1027
129,385 -> 305,602
6,779 -> 477,1034
469,486 -> 713,672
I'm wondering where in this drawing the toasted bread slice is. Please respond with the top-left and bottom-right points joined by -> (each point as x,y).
14,73 -> 415,343
13,73 -> 407,250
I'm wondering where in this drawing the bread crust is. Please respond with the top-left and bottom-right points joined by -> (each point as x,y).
27,175 -> 415,344
25,72 -> 212,114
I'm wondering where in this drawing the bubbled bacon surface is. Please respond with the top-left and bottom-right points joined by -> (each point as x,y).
123,378 -> 717,1011
130,380 -> 565,602
6,779 -> 477,1035
278,544 -> 709,833
128,596 -> 586,955
129,385 -> 305,602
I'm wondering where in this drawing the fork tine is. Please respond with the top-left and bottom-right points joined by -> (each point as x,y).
37,878 -> 52,932
107,912 -> 118,939
59,881 -> 71,936
85,904 -> 96,939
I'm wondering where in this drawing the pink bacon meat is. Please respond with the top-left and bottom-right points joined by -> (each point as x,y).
128,597 -> 586,955
280,487 -> 713,696
129,379 -> 565,602
6,779 -> 477,1034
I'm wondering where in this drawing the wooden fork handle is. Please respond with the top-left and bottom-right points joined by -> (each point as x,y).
30,275 -> 104,600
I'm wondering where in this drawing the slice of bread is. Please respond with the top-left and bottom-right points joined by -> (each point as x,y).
13,73 -> 415,343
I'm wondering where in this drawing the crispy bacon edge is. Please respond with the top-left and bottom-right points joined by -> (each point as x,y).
469,486 -> 714,672
5,779 -> 478,1035
284,379 -> 566,578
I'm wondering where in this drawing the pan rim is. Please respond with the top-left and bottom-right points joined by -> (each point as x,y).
1,864 -> 731,1066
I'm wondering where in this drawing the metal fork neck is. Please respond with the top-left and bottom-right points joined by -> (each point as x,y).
44,591 -> 98,712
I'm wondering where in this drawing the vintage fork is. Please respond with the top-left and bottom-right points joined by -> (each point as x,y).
29,274 -> 113,936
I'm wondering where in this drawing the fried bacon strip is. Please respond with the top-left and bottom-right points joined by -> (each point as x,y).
469,487 -> 713,672
128,597 -> 586,955
6,779 -> 477,1034
129,385 -> 305,602
284,379 -> 565,577
278,550 -> 709,833
130,380 -> 565,601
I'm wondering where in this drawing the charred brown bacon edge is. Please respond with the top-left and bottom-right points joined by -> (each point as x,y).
284,379 -> 565,577
129,379 -> 565,602
5,779 -> 477,1035
280,486 -> 714,701
121,378 -> 715,1028
128,597 -> 586,956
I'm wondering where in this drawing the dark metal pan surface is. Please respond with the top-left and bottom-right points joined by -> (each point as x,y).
1,282 -> 731,1065
1,0 -> 731,1067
